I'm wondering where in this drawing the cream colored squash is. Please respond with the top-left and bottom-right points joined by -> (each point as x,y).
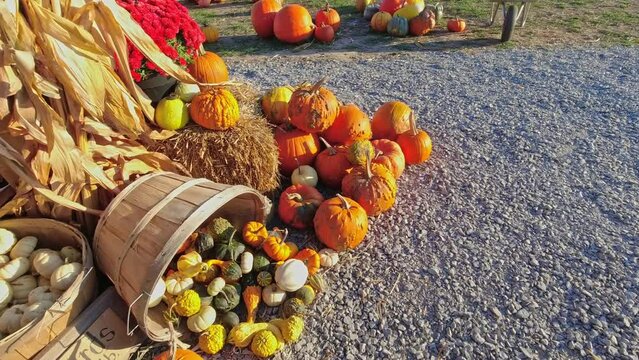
165,272 -> 194,296
274,259 -> 308,292
261,284 -> 287,307
148,279 -> 165,308
240,252 -> 253,274
20,300 -> 54,327
59,246 -> 82,263
50,262 -> 81,291
11,275 -> 37,303
0,280 -> 12,310
0,229 -> 17,255
10,236 -> 38,259
175,82 -> 200,103
38,277 -> 50,287
33,250 -> 64,278
0,257 -> 30,281
0,255 -> 10,267
187,305 -> 216,333
206,277 -> 226,297
28,286 -> 61,304
291,165 -> 318,187
318,248 -> 339,268
0,304 -> 26,334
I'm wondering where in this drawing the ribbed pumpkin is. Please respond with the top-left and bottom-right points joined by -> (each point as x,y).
188,52 -> 229,84
288,78 -> 339,133
262,86 -> 294,124
396,113 -> 432,164
371,139 -> 405,178
394,3 -> 420,20
387,15 -> 409,37
322,104 -> 371,145
262,229 -> 297,261
251,0 -> 282,38
274,4 -> 315,44
202,25 -> 220,43
274,124 -> 321,176
371,101 -> 412,140
313,194 -> 368,251
341,155 -> 397,216
379,0 -> 405,15
371,11 -> 392,32
294,249 -> 320,275
355,0 -> 373,13
315,24 -> 335,43
278,184 -> 325,229
447,18 -> 466,33
316,3 -> 341,32
409,10 -> 436,36
190,88 -> 239,130
314,138 -> 352,189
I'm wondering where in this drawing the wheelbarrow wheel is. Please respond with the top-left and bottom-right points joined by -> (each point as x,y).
501,4 -> 517,43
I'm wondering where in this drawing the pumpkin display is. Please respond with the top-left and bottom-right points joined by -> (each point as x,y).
322,104 -> 371,145
342,155 -> 397,216
274,124 -> 321,176
363,4 -> 380,20
261,86 -> 294,124
243,221 -> 268,248
314,139 -> 352,188
313,194 -> 368,251
278,184 -> 325,229
154,349 -> 203,360
371,139 -> 405,178
251,0 -> 282,38
347,139 -> 375,166
274,259 -> 308,292
314,24 -> 335,44
387,15 -> 409,37
274,4 -> 315,44
291,165 -> 318,187
394,3 -> 421,20
316,3 -> 341,32
318,248 -> 339,267
190,88 -> 240,131
396,113 -> 432,164
293,248 -> 320,275
371,11 -> 392,32
202,25 -> 220,43
10,236 -> 37,259
355,0 -> 373,13
371,101 -> 412,140
188,52 -> 229,84
288,79 -> 339,133
379,0 -> 405,15
262,229 -> 297,261
447,18 -> 466,32
262,284 -> 287,306
409,10 -> 436,36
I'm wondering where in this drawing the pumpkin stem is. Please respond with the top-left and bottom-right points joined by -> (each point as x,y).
374,150 -> 383,160
319,137 -> 337,155
287,192 -> 304,202
409,111 -> 418,136
325,2 -> 330,11
365,151 -> 373,179
310,76 -> 328,94
336,193 -> 351,210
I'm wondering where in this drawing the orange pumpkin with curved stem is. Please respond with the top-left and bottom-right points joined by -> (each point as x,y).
288,78 -> 339,133
322,104 -> 372,145
314,138 -> 352,188
316,2 -> 341,32
188,51 -> 229,84
371,101 -> 412,140
262,228 -> 297,261
341,154 -> 397,216
396,113 -> 432,164
154,349 -> 203,360
371,139 -> 405,178
278,184 -> 325,229
274,4 -> 315,44
313,194 -> 368,251
294,248 -> 320,274
274,124 -> 321,175
242,221 -> 268,248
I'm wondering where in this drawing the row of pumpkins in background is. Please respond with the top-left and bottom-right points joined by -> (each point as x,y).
0,230 -> 82,337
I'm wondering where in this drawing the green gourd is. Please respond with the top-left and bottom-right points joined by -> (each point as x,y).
252,252 -> 271,272
294,285 -> 316,305
387,15 -> 409,37
218,311 -> 240,330
256,271 -> 273,287
212,284 -> 240,312
282,298 -> 306,318
220,262 -> 242,283
212,231 -> 245,261
308,273 -> 328,293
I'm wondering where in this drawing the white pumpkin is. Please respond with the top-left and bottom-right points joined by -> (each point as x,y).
10,236 -> 38,259
59,246 -> 82,263
0,257 -> 30,281
262,284 -> 287,307
187,305 -> 216,333
0,304 -> 26,334
318,248 -> 339,268
37,277 -> 50,287
0,255 -> 10,267
50,262 -> 81,291
240,252 -> 253,274
291,165 -> 318,187
206,277 -> 225,297
11,275 -> 37,303
165,272 -> 193,296
0,280 -> 12,310
20,300 -> 54,327
148,279 -> 165,308
0,229 -> 17,255
33,250 -> 64,278
28,286 -> 61,304
174,82 -> 200,103
274,259 -> 308,292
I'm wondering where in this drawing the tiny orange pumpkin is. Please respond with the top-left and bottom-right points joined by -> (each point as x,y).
294,248 -> 321,274
242,221 -> 268,248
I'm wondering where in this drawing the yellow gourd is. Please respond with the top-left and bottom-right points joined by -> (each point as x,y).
0,228 -> 17,255
198,324 -> 226,355
0,280 -> 12,310
243,286 -> 261,323
394,4 -> 421,20
59,246 -> 81,263
10,236 -> 37,259
32,250 -> 64,278
27,286 -> 61,304
194,259 -> 220,283
228,322 -> 270,348
202,25 -> 220,43
250,330 -> 279,358
11,275 -> 37,303
0,257 -> 30,281
270,316 -> 304,343
20,300 -> 53,327
177,252 -> 209,278
50,262 -> 81,291
187,305 -> 217,333
165,272 -> 194,295
0,304 -> 26,334
174,289 -> 201,317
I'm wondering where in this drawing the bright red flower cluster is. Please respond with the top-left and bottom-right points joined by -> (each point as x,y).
117,0 -> 205,82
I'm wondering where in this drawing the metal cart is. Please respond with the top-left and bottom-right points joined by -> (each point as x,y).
489,1 -> 534,42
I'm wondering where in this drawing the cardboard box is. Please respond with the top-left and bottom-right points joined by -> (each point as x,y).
35,287 -> 146,360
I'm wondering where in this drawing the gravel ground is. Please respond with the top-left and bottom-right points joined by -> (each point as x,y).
223,48 -> 639,360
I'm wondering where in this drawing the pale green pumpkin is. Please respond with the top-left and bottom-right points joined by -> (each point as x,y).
155,95 -> 189,130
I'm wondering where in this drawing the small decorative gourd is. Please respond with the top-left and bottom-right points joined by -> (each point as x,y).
282,298 -> 306,318
0,228 -> 17,255
20,300 -> 54,327
174,289 -> 202,317
270,316 -> 304,343
174,82 -> 200,103
240,252 -> 254,274
363,4 -> 379,20
347,139 -> 375,166
0,280 -> 12,310
262,284 -> 287,307
242,222 -> 268,248
219,311 -> 240,330
243,286 -> 262,323
187,305 -> 217,333
206,260 -> 242,283
274,259 -> 308,292
59,246 -> 82,263
194,259 -> 220,283
33,250 -> 64,278
199,324 -> 227,355
27,286 -> 61,304
308,273 -> 328,292
371,11 -> 392,32
177,252 -> 209,278
212,285 -> 240,313
253,252 -> 271,272
293,249 -> 321,275
291,165 -> 318,187
294,285 -> 316,305
387,15 -> 409,37
10,236 -> 37,259
318,248 -> 339,267
11,275 -> 37,303
207,277 -> 226,297
165,272 -> 194,295
155,94 -> 189,131
257,271 -> 273,287
50,262 -> 81,291
262,229 -> 297,261
0,257 -> 30,281
0,304 -> 26,334
250,330 -> 279,358
148,280 -> 165,308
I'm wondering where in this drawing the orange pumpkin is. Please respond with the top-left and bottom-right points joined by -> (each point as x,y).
371,11 -> 392,32
314,138 -> 352,188
251,0 -> 282,38
371,139 -> 405,178
447,18 -> 466,32
278,184 -> 324,229
274,124 -> 321,176
154,349 -> 203,360
242,221 -> 268,248
371,100 -> 412,140
322,104 -> 371,145
316,3 -> 341,32
188,51 -> 229,84
190,88 -> 239,130
379,0 -> 404,15
315,24 -> 335,43
294,248 -> 321,274
341,155 -> 397,216
274,4 -> 315,44
262,228 -> 297,261
396,113 -> 432,164
313,194 -> 368,251
288,78 -> 339,133
409,10 -> 436,36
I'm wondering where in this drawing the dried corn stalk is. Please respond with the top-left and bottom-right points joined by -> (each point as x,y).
0,0 -> 201,230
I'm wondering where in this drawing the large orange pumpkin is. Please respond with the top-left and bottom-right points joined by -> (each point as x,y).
278,184 -> 325,229
341,155 -> 397,216
409,10 -> 436,36
274,124 -> 321,175
313,194 -> 368,251
371,11 -> 392,32
154,349 -> 203,360
251,0 -> 282,38
379,0 -> 405,15
371,100 -> 412,140
322,104 -> 371,145
396,113 -> 432,164
190,88 -> 239,130
294,248 -> 321,274
288,78 -> 339,133
316,3 -> 341,32
314,138 -> 352,188
188,52 -> 229,84
371,139 -> 405,178
274,4 -> 315,44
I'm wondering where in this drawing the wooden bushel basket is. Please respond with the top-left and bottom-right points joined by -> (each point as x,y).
93,172 -> 268,342
0,218 -> 97,360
